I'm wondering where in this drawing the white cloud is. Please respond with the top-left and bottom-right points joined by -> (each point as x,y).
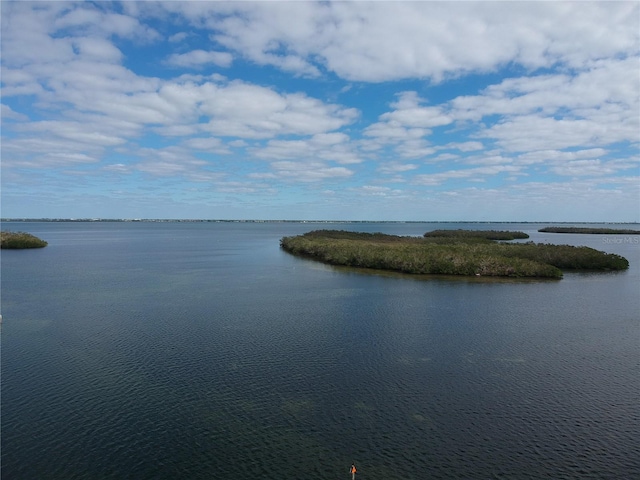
381,92 -> 452,128
2,2 -> 638,221
72,37 -> 123,62
0,67 -> 44,97
550,159 -> 615,177
1,104 -> 28,121
2,20 -> 359,165
441,142 -> 484,153
198,83 -> 358,139
182,137 -> 230,154
1,3 -> 158,70
15,120 -> 125,147
165,49 -> 233,68
377,162 -> 419,174
516,149 -> 608,166
168,32 -> 189,43
394,140 -> 436,159
484,115 -> 630,152
1,135 -> 103,168
427,153 -> 460,164
310,132 -> 350,146
152,2 -> 639,82
103,163 -> 131,174
132,146 -> 219,182
205,3 -> 324,77
354,185 -> 404,197
413,165 -> 522,186
213,180 -> 275,195
0,3 -> 75,68
364,99 -> 431,149
451,57 -> 640,123
444,57 -> 639,162
464,154 -> 516,167
363,123 -> 427,142
362,92 -> 448,158
54,7 -> 159,41
269,161 -> 353,182
256,133 -> 361,165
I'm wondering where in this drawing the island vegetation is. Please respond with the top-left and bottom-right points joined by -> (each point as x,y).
280,230 -> 629,279
0,231 -> 48,249
424,229 -> 529,240
539,226 -> 640,234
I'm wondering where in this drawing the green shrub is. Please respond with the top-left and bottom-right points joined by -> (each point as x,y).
499,242 -> 629,270
0,231 -> 48,249
424,229 -> 529,240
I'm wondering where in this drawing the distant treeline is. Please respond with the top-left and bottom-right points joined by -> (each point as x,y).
539,227 -> 640,234
1,231 -> 48,249
280,230 -> 629,279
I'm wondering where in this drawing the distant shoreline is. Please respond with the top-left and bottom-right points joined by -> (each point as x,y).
2,218 -> 639,225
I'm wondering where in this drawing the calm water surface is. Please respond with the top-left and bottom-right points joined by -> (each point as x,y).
2,222 -> 639,479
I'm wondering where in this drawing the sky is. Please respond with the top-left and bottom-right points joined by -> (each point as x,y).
1,1 -> 639,222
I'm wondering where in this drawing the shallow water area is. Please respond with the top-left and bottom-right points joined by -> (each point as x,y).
2,221 -> 639,479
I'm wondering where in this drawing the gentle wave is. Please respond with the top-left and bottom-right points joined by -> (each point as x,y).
2,222 -> 639,479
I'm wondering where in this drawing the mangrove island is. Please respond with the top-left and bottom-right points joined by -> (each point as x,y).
1,231 -> 48,249
280,229 -> 629,279
539,226 -> 640,234
424,229 -> 530,240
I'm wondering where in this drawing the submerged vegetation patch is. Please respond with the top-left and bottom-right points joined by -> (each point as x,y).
280,230 -> 629,279
539,226 -> 640,234
0,231 -> 48,249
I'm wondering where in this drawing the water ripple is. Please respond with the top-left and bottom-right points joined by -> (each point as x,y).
2,222 -> 639,479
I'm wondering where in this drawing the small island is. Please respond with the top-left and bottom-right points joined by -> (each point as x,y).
539,226 -> 640,234
280,230 -> 629,279
424,229 -> 529,240
0,231 -> 48,249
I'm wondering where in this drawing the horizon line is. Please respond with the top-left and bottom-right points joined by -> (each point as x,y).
2,218 -> 639,224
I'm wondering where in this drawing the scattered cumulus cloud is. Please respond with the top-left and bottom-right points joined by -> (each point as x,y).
269,161 -> 354,183
414,165 -> 522,187
1,1 -> 638,221
154,1 -> 639,82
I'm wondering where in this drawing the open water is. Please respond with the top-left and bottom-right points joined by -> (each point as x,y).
1,221 -> 639,479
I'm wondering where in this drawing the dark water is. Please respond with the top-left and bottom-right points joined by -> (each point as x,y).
2,222 -> 639,479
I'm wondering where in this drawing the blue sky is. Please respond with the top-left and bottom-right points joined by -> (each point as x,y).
1,1 -> 639,221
